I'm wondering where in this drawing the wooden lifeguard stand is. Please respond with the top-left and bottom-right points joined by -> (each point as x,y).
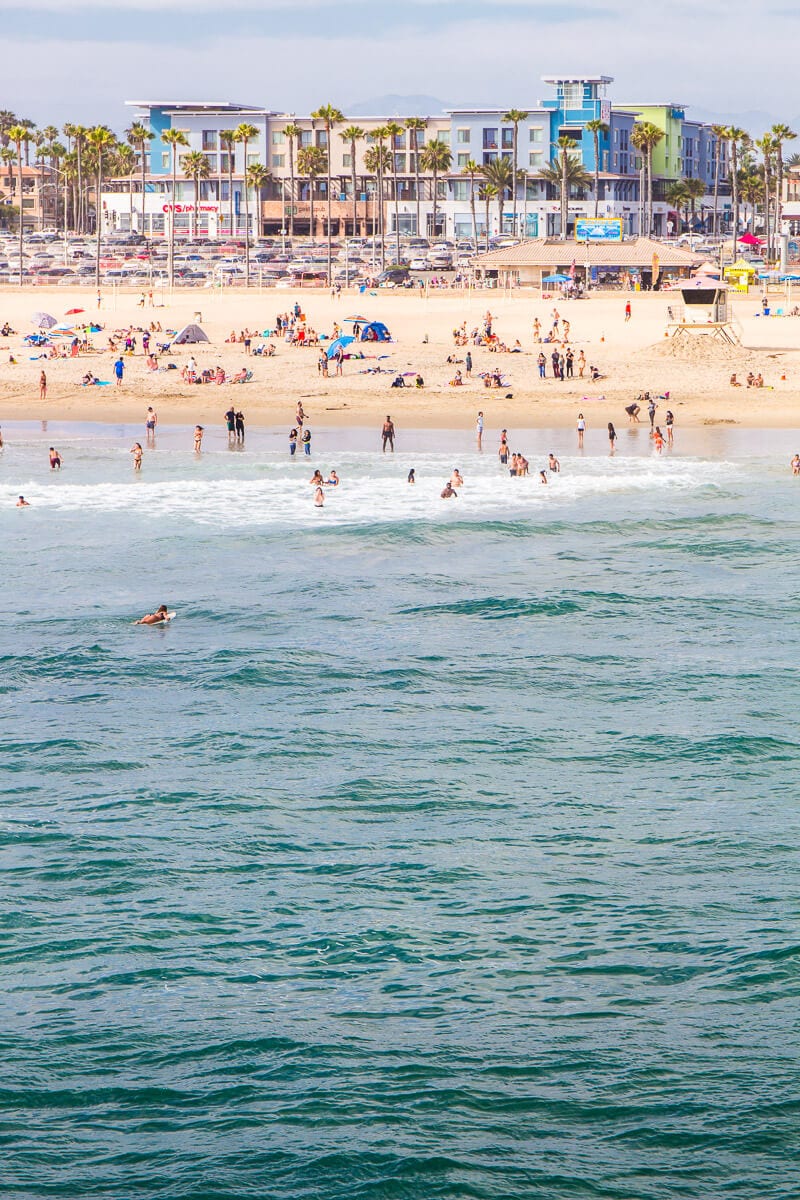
666,280 -> 740,344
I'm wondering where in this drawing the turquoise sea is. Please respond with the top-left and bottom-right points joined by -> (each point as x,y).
2,420 -> 799,1199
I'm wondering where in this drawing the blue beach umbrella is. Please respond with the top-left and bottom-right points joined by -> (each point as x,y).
542,273 -> 570,284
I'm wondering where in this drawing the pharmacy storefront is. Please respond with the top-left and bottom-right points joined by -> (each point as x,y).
101,193 -> 252,239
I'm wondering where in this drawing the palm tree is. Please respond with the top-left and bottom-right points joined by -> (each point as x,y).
462,159 -> 481,253
755,134 -> 777,257
339,125 -> 365,238
585,118 -> 609,219
406,117 -> 427,237
481,156 -> 514,233
115,143 -> 137,233
503,109 -> 528,236
0,112 -> 19,148
371,126 -> 391,268
161,128 -> 189,287
311,104 -> 344,284
710,124 -> 728,237
540,145 -> 592,240
71,125 -> 88,233
245,162 -> 270,274
44,140 -> 66,232
727,127 -> 750,259
683,177 -> 706,232
771,123 -> 797,247
220,129 -> 237,237
127,121 -> 154,237
297,144 -> 327,243
233,122 -> 259,279
182,150 -> 211,239
666,180 -> 690,230
86,125 -> 117,288
420,138 -> 452,243
631,121 -> 665,237
282,122 -> 302,239
384,121 -> 404,265
364,144 -> 391,256
480,183 -> 497,251
7,124 -> 30,284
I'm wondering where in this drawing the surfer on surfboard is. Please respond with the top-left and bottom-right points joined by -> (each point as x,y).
134,605 -> 174,626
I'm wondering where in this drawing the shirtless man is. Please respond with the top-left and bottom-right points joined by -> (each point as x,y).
548,453 -> 560,473
49,446 -> 62,470
146,407 -> 157,442
382,415 -> 395,453
450,469 -> 464,488
440,482 -> 458,498
16,495 -> 30,506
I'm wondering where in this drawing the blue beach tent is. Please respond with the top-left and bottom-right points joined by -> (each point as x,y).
359,321 -> 391,342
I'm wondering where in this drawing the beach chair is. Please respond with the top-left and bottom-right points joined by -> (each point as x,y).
157,341 -> 172,353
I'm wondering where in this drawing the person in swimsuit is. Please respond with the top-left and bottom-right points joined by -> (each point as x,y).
792,454 -> 800,476
539,470 -> 548,484
548,453 -> 560,473
608,422 -> 617,454
625,402 -> 641,423
194,425 -> 204,453
146,407 -> 157,443
130,443 -> 143,471
451,469 -> 464,487
407,469 -> 415,484
310,469 -> 324,485
16,495 -> 30,506
314,486 -> 325,507
665,410 -> 674,444
135,605 -> 171,625
440,482 -> 457,498
235,411 -> 245,442
653,426 -> 664,452
382,415 -> 395,453
40,370 -> 47,401
325,471 -> 339,486
49,446 -> 61,470
476,411 -> 483,449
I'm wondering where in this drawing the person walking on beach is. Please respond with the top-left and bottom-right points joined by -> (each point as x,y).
114,357 -> 124,387
665,409 -> 674,444
145,407 -> 157,444
537,352 -> 546,379
648,395 -> 657,432
608,422 -> 617,454
578,350 -> 586,378
225,406 -> 236,444
130,442 -> 143,471
624,300 -> 632,322
382,415 -> 395,453
465,351 -> 473,379
577,413 -> 586,448
296,401 -> 305,430
39,370 -> 47,401
235,411 -> 245,442
476,411 -> 484,449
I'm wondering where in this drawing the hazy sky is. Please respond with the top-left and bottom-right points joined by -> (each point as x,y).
3,0 -> 797,131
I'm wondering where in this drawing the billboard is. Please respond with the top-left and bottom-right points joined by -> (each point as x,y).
575,218 -> 623,243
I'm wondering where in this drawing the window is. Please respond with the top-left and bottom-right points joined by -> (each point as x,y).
482,127 -> 498,150
316,130 -> 328,147
483,151 -> 497,166
205,154 -> 218,171
342,153 -> 352,168
501,128 -> 514,150
300,131 -> 312,147
394,153 -> 406,173
457,128 -> 470,144
202,130 -> 218,151
392,133 -> 406,149
272,130 -> 285,145
457,153 -> 469,169
161,153 -> 169,170
272,154 -> 285,168
529,151 -> 543,168
563,83 -> 582,108
247,153 -> 259,167
220,153 -> 231,173
452,181 -> 469,201
529,127 -> 543,143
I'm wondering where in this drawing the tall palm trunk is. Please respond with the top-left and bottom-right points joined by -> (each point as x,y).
392,159 -> 401,265
469,171 -> 478,253
76,143 -> 83,233
592,126 -> 600,219
484,191 -> 490,253
731,142 -> 740,260
712,141 -> 721,237
350,140 -> 358,237
412,129 -> 421,236
431,163 -> 438,243
95,154 -> 104,289
288,135 -> 295,238
16,140 -> 23,286
169,152 -> 177,288
140,141 -> 147,237
378,150 -> 385,269
560,151 -> 568,239
228,154 -> 234,238
511,126 -> 518,234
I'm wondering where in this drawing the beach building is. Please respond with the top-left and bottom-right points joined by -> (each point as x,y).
472,236 -> 699,289
0,164 -> 58,232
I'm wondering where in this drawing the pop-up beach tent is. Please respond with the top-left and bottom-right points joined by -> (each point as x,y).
359,321 -> 391,342
173,323 -> 209,344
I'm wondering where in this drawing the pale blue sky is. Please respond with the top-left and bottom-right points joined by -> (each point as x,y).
3,0 -> 796,132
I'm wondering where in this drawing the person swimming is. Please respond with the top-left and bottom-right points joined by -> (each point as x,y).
325,470 -> 340,486
310,469 -> 324,485
440,482 -> 458,498
135,604 -> 171,625
314,486 -> 325,507
450,469 -> 464,487
407,469 -> 416,484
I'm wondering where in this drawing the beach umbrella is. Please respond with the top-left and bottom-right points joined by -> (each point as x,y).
65,307 -> 84,315
31,311 -> 57,328
542,274 -> 570,283
344,315 -> 369,322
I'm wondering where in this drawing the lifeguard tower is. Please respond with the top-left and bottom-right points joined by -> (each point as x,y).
666,278 -> 740,344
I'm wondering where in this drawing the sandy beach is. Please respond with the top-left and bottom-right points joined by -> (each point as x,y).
2,284 -> 800,433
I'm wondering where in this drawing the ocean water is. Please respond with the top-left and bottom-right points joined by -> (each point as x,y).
2,420 -> 800,1200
